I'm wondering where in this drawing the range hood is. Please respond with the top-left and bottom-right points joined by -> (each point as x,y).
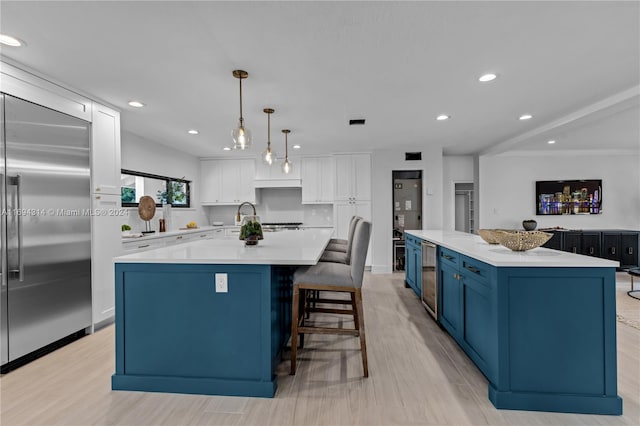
254,178 -> 302,188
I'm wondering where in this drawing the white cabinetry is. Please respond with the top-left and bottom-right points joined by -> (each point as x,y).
201,159 -> 256,205
90,103 -> 122,327
334,154 -> 371,201
333,153 -> 372,265
91,103 -> 121,194
301,156 -> 334,204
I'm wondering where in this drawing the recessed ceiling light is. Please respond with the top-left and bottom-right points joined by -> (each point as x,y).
436,114 -> 450,121
0,34 -> 22,47
223,147 -> 231,151
547,140 -> 556,144
292,144 -> 301,149
188,129 -> 199,135
478,73 -> 497,82
128,101 -> 145,108
519,114 -> 533,120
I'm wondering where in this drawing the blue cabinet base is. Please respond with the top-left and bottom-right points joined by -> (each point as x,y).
112,263 -> 294,398
112,374 -> 276,398
489,385 -> 623,415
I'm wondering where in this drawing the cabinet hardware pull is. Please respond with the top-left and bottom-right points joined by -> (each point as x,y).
200,234 -> 206,237
443,254 -> 454,261
629,247 -> 634,255
611,247 -> 616,255
177,236 -> 183,239
466,265 -> 480,274
572,247 -> 577,253
95,195 -> 101,200
138,244 -> 150,248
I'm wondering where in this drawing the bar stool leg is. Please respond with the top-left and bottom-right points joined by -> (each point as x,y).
291,285 -> 300,375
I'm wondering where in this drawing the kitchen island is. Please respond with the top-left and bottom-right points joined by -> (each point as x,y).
111,228 -> 333,398
406,230 -> 622,415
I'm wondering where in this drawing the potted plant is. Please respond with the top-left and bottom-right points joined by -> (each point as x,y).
239,218 -> 263,245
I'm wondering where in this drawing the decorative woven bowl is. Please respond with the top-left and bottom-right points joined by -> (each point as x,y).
495,230 -> 553,251
478,229 -> 503,244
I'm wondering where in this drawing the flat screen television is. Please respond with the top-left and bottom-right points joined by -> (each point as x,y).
536,179 -> 602,215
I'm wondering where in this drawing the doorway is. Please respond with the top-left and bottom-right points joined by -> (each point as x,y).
454,182 -> 474,234
392,170 -> 422,270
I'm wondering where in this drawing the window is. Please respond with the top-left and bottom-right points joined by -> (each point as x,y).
121,169 -> 191,208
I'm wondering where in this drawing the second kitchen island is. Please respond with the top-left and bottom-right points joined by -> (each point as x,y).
405,230 -> 622,415
111,229 -> 333,398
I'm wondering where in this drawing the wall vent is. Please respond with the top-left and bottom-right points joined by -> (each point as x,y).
349,119 -> 366,126
405,152 -> 422,161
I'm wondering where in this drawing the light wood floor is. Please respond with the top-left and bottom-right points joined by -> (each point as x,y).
1,272 -> 639,425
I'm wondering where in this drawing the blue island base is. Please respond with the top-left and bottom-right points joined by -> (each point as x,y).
112,263 -> 295,399
112,374 -> 276,398
489,385 -> 623,415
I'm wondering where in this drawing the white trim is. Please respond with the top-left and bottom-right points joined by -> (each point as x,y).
490,149 -> 639,157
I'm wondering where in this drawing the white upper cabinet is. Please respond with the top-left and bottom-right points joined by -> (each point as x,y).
334,153 -> 371,201
91,103 -> 121,194
200,158 -> 256,205
301,156 -> 334,204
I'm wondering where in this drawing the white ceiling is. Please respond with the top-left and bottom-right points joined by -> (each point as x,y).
1,1 -> 638,157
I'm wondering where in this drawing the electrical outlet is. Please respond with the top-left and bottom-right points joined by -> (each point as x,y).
215,273 -> 228,293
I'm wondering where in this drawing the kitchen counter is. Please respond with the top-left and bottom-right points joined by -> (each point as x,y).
404,229 -> 622,415
116,228 -> 333,265
112,228 -> 333,398
405,229 -> 619,267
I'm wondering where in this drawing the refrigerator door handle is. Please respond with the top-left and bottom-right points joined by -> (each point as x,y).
8,174 -> 23,282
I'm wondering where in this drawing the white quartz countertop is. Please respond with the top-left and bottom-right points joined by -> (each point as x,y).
405,230 -> 619,268
115,228 -> 333,265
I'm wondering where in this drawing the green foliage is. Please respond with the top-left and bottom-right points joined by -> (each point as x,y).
121,224 -> 132,231
157,179 -> 187,206
121,187 -> 136,203
239,220 -> 263,240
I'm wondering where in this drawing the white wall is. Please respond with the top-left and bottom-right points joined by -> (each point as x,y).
121,131 -> 207,231
371,147 -> 443,273
443,155 -> 475,231
479,151 -> 640,230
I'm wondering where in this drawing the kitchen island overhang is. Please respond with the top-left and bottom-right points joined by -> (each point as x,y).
111,229 -> 333,398
406,230 -> 623,415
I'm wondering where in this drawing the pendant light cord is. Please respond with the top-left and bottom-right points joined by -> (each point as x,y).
238,77 -> 244,126
267,111 -> 271,149
285,132 -> 288,158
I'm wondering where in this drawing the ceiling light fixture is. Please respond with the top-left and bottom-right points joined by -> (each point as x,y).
188,129 -> 199,135
478,73 -> 497,82
262,108 -> 277,165
128,101 -> 145,108
293,145 -> 301,149
436,114 -> 450,121
232,69 -> 251,150
281,129 -> 292,174
519,114 -> 533,120
547,140 -> 556,144
0,34 -> 22,47
223,147 -> 231,151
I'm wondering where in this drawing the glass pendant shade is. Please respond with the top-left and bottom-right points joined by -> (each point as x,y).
281,129 -> 292,174
262,108 -> 276,164
262,146 -> 277,165
232,123 -> 252,150
281,158 -> 292,174
231,70 -> 251,150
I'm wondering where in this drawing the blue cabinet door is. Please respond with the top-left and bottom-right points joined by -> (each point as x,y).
461,274 -> 493,380
412,243 -> 422,297
405,242 -> 416,289
439,262 -> 460,336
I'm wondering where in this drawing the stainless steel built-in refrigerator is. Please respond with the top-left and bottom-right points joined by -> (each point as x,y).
1,94 -> 91,367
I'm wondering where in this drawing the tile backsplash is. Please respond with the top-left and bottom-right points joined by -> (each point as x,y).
205,188 -> 333,226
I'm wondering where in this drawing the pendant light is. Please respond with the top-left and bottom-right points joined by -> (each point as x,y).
281,129 -> 292,174
231,69 -> 251,150
262,108 -> 277,165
